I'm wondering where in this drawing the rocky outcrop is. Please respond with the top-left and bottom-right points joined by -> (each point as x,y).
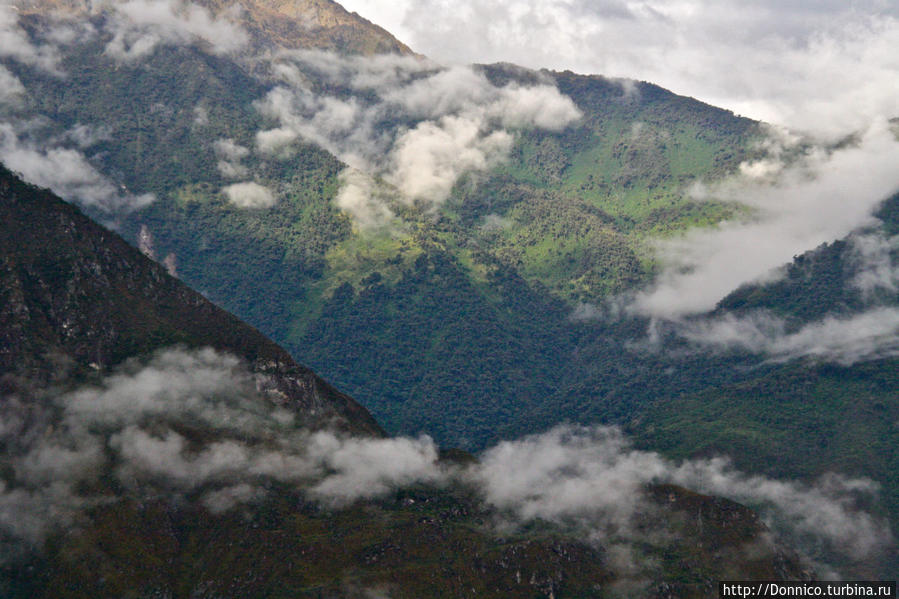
12,0 -> 415,55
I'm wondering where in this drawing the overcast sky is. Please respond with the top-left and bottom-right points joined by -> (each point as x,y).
340,0 -> 899,136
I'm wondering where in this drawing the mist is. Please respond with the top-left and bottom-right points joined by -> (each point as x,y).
0,4 -> 62,74
252,52 -> 581,226
1,349 -> 890,576
339,0 -> 898,138
103,0 -> 248,61
212,137 -> 250,179
0,65 -> 24,107
222,181 -> 276,208
0,121 -> 154,211
473,425 -> 891,566
633,122 -> 899,319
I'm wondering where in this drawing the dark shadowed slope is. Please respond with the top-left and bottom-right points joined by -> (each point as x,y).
0,163 -> 383,436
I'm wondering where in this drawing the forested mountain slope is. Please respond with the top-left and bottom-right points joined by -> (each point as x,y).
0,162 -> 382,434
0,164 -> 817,597
1,6 -> 766,445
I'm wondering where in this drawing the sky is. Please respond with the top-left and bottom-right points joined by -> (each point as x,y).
339,0 -> 899,136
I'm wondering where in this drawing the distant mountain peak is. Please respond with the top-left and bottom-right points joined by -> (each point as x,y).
13,0 -> 415,55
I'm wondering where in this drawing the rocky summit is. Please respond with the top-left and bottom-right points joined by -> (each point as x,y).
12,0 -> 414,54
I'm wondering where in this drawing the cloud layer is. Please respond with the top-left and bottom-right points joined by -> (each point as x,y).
340,0 -> 899,137
0,121 -> 154,211
0,349 -> 890,574
0,348 -> 446,555
101,0 -> 248,61
673,307 -> 899,366
474,425 -> 891,565
222,181 -> 276,208
0,4 -> 62,73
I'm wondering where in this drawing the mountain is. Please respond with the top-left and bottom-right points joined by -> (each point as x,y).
1,4 -> 762,447
0,165 -> 811,597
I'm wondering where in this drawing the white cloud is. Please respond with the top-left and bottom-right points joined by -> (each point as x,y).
339,0 -> 899,138
0,350 -> 890,574
255,126 -> 300,157
473,425 -> 664,530
0,64 -> 25,107
202,483 -> 262,514
0,5 -> 62,73
0,121 -> 154,211
849,233 -> 899,298
480,213 -> 512,231
678,307 -> 899,366
388,115 -> 512,207
632,122 -> 899,318
62,123 -> 112,148
569,302 -> 602,321
213,137 -> 250,179
213,137 -> 250,161
307,432 -> 441,506
474,425 -> 892,564
103,0 -> 248,61
273,50 -> 434,92
192,104 -> 209,126
334,168 -> 395,229
669,457 -> 891,563
222,181 -> 276,208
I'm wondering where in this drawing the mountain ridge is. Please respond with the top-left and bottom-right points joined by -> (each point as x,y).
13,0 -> 415,55
0,162 -> 383,436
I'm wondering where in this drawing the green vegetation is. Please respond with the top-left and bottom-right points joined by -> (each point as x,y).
1,162 -> 808,592
6,32 -> 899,579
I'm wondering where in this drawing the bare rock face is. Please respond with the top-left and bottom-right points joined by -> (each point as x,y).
12,0 -> 415,55
0,164 -> 383,436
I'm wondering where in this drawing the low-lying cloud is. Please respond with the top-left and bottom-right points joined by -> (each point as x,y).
633,121 -> 899,319
626,225 -> 899,366
213,137 -> 250,179
253,53 -> 581,226
222,181 -> 275,208
339,0 -> 899,138
0,121 -> 154,211
677,307 -> 899,366
0,65 -> 25,107
849,232 -> 899,299
1,349 -> 890,575
474,425 -> 891,565
103,0 -> 248,61
0,348 -> 443,555
0,4 -> 62,73
387,114 -> 512,205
